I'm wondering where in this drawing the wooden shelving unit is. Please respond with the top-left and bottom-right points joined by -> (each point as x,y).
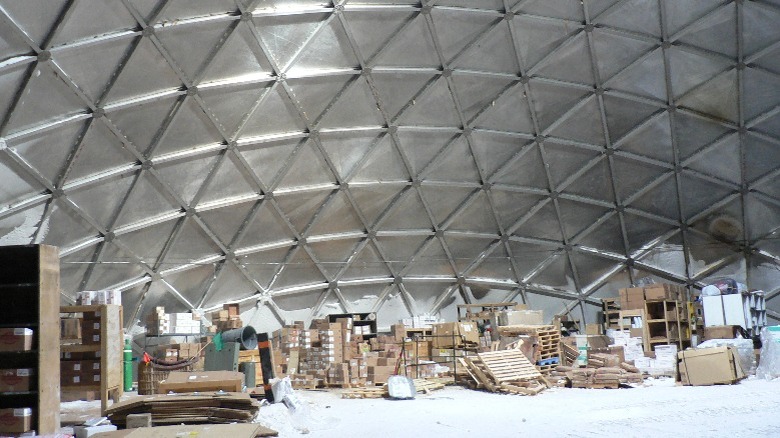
601,298 -> 620,331
327,313 -> 377,340
60,305 -> 124,415
643,300 -> 691,352
0,245 -> 60,435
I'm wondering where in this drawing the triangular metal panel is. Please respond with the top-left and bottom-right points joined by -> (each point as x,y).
109,96 -> 180,153
371,15 -> 440,68
616,111 -> 674,162
444,235 -> 493,275
490,191 -> 548,231
515,0 -> 584,22
430,7 -> 498,63
342,9 -> 417,62
452,20 -> 519,74
605,48 -> 667,100
200,83 -> 271,138
306,237 -> 362,280
596,0 -> 661,37
103,37 -> 183,103
423,137 -> 481,183
318,131 -> 381,181
159,217 -> 222,266
350,136 -> 410,183
240,138 -> 301,188
234,201 -> 296,249
85,242 -> 147,291
273,189 -> 332,235
491,144 -> 549,189
315,77 -> 385,129
287,17 -> 360,73
0,0 -> 68,47
419,185 -> 473,229
396,77 -> 462,127
5,64 -> 86,135
0,156 -> 46,205
379,189 -> 435,230
575,213 -> 626,254
348,184 -> 406,228
591,29 -> 657,82
253,13 -> 330,71
112,172 -> 181,228
65,122 -> 138,182
511,201 -> 564,242
448,191 -> 500,234
677,69 -> 739,123
306,190 -> 365,236
41,200 -> 99,248
115,218 -> 178,265
198,200 -> 255,247
340,241 -> 393,281
271,246 -> 327,289
153,98 -> 225,157
67,172 -> 134,229
10,119 -> 87,183
274,142 -> 337,190
196,155 -> 258,206
51,37 -> 136,104
154,152 -> 220,206
405,237 -> 456,276
374,235 -> 429,274
241,246 -> 292,289
199,22 -> 276,84
239,85 -> 308,137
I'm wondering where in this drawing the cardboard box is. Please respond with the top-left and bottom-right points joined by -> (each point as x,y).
498,310 -> 544,326
431,322 -> 479,348
644,284 -> 678,301
0,408 -> 32,434
158,371 -> 244,393
0,328 -> 33,352
0,369 -> 33,392
703,325 -> 740,340
61,360 -> 101,373
677,346 -> 746,386
61,318 -> 81,341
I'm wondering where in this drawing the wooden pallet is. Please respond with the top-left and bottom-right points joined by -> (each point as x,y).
412,378 -> 445,394
460,351 -> 549,395
478,350 -> 543,383
341,387 -> 387,399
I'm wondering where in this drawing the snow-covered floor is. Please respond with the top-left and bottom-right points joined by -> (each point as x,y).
254,377 -> 780,438
60,377 -> 780,438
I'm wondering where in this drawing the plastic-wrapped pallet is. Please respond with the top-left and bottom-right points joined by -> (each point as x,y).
756,326 -> 780,380
697,338 -> 756,375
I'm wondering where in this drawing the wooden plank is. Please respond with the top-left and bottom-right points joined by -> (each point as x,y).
39,245 -> 61,435
463,357 -> 496,392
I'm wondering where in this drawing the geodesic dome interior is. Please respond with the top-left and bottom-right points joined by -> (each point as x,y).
1,0 -> 780,332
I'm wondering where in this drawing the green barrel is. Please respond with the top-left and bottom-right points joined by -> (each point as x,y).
124,338 -> 133,391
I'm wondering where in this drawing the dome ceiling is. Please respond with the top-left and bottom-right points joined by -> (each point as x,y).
0,0 -> 779,330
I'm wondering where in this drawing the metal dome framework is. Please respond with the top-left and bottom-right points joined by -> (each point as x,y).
1,0 -> 779,330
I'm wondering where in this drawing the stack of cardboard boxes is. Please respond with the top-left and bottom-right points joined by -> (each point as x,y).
146,307 -> 202,336
619,284 -> 687,310
0,328 -> 35,436
208,304 -> 242,333
269,317 -> 442,389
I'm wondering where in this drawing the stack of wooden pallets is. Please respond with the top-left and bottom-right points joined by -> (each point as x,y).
497,325 -> 561,375
459,350 -> 549,395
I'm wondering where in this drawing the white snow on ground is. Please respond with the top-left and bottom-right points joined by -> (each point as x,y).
254,377 -> 780,438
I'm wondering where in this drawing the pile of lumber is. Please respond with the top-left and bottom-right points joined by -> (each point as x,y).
497,325 -> 561,375
91,423 -> 277,437
341,377 -> 449,399
555,361 -> 644,389
105,392 -> 260,427
459,350 -> 549,395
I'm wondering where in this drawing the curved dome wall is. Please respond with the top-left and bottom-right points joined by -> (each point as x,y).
0,0 -> 779,331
